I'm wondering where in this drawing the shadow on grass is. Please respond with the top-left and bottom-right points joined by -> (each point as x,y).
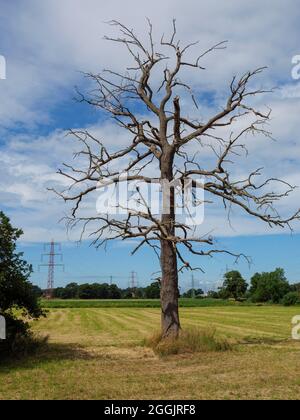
239,336 -> 289,345
0,342 -> 99,373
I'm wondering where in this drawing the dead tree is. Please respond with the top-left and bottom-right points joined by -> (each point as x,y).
54,21 -> 300,338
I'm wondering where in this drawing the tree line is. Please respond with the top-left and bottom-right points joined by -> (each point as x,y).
45,281 -> 161,300
208,269 -> 300,306
34,268 -> 300,306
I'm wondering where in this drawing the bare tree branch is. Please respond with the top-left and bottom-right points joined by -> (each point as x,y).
53,20 -> 300,337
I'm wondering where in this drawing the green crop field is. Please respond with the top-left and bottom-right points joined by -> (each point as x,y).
1,305 -> 300,400
41,298 -> 242,308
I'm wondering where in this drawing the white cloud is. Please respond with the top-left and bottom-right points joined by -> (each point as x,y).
0,0 -> 300,242
0,0 -> 299,127
1,96 -> 300,243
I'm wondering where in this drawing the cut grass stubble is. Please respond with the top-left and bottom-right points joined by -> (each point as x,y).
2,307 -> 300,400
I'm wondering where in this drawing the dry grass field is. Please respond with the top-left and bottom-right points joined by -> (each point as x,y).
1,305 -> 300,400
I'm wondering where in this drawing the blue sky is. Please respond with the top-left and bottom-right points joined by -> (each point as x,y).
22,233 -> 300,291
1,0 -> 300,291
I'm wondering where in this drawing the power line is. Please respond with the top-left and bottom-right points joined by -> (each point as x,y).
191,274 -> 196,298
39,240 -> 64,299
129,271 -> 138,289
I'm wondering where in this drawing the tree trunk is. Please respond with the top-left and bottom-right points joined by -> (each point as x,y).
160,237 -> 180,338
160,147 -> 180,339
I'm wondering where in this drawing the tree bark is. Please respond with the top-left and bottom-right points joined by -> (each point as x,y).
160,237 -> 180,338
160,147 -> 180,338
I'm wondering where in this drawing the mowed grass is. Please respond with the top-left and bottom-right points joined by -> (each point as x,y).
1,306 -> 300,400
41,298 -> 240,308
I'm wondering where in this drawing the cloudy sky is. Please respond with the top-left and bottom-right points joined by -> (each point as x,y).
1,0 -> 300,289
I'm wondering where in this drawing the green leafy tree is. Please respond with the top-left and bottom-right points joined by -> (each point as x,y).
290,283 -> 300,293
31,285 -> 43,298
62,282 -> 79,299
92,283 -> 109,299
282,291 -> 300,306
219,271 -> 248,300
53,287 -> 66,299
249,268 -> 290,303
0,211 -> 43,354
109,284 -> 122,299
207,290 -> 220,299
144,282 -> 161,299
78,283 -> 96,299
122,288 -> 134,299
182,288 -> 204,298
